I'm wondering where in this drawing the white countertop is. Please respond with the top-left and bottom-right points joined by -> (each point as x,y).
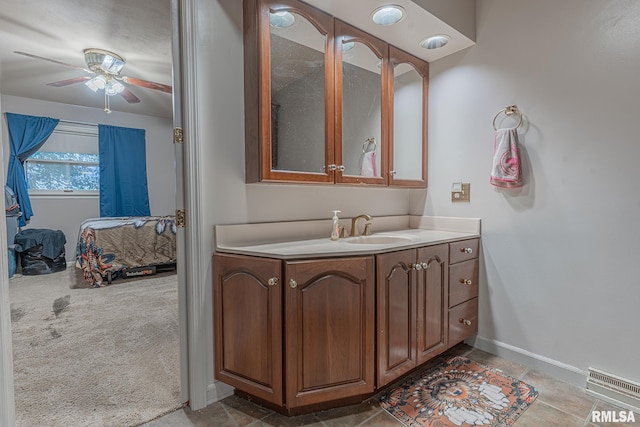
215,215 -> 480,260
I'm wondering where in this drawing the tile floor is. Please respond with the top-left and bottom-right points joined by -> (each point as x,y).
141,344 -> 639,427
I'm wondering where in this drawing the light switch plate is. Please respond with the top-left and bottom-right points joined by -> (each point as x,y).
451,182 -> 470,202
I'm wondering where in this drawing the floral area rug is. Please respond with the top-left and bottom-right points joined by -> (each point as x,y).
380,356 -> 538,427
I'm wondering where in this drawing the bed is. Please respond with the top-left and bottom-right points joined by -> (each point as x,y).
75,216 -> 177,288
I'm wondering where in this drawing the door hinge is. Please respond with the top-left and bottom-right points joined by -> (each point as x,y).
173,127 -> 183,144
175,209 -> 186,228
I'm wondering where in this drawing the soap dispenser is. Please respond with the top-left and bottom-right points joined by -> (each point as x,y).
330,210 -> 341,240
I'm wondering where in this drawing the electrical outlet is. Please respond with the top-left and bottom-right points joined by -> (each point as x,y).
451,182 -> 470,202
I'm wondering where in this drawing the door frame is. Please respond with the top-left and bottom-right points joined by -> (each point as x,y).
0,1 -> 198,423
0,108 -> 16,427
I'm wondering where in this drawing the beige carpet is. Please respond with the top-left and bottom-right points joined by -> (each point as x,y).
9,268 -> 182,427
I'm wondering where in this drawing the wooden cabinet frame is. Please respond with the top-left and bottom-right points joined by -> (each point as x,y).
334,19 -> 389,186
213,254 -> 283,405
376,245 -> 447,387
245,0 -> 335,184
244,0 -> 428,188
214,237 -> 479,415
388,46 -> 429,188
285,257 -> 375,407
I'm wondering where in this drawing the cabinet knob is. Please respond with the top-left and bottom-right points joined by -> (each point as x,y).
459,318 -> 472,326
461,279 -> 473,286
460,247 -> 473,254
337,165 -> 345,172
410,263 -> 422,271
421,262 -> 429,269
289,278 -> 298,289
390,170 -> 397,176
328,164 -> 337,171
268,277 -> 279,287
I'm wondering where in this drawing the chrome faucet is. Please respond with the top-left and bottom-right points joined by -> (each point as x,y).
350,214 -> 372,237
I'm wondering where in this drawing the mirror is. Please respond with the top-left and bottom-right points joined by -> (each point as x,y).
340,39 -> 382,178
393,62 -> 424,181
269,11 -> 327,174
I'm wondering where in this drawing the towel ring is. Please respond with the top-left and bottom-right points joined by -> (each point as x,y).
363,137 -> 376,153
493,105 -> 523,130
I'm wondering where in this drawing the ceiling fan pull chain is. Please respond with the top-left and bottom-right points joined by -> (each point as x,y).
104,91 -> 111,114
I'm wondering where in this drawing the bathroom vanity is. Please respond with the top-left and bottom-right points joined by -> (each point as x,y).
213,216 -> 480,415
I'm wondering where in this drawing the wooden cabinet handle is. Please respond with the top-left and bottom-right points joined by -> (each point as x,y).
461,279 -> 473,286
267,277 -> 279,286
460,247 -> 473,254
459,318 -> 472,326
289,279 -> 298,289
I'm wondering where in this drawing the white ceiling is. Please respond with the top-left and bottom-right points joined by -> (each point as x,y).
0,0 -> 474,121
0,0 -> 174,119
304,0 -> 475,63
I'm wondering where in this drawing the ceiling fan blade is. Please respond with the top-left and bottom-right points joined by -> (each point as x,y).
120,87 -> 141,104
120,76 -> 172,94
46,76 -> 92,87
14,51 -> 91,73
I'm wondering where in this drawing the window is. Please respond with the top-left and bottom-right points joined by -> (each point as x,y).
25,122 -> 99,195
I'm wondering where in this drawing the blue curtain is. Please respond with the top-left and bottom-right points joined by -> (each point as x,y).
5,112 -> 60,226
98,124 -> 150,217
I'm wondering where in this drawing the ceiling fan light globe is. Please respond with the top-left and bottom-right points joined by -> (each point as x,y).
101,55 -> 125,74
94,74 -> 107,89
85,74 -> 107,92
105,80 -> 125,96
84,79 -> 99,92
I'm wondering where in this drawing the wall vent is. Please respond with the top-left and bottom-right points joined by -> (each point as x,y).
586,367 -> 640,413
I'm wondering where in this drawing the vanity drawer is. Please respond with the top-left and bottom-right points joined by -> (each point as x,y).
448,298 -> 478,346
449,259 -> 479,307
449,239 -> 479,264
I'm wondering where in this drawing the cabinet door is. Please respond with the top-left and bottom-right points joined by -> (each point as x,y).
416,245 -> 448,364
376,249 -> 417,387
334,19 -> 388,186
246,0 -> 335,183
213,253 -> 283,405
285,256 -> 375,408
389,46 -> 428,188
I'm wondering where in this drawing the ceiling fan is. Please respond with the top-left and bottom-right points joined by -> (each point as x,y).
14,48 -> 172,113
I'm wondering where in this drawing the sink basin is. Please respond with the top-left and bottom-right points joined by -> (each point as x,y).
345,235 -> 412,245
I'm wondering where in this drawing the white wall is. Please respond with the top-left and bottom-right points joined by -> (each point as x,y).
1,95 -> 175,259
418,0 -> 640,384
195,0 -> 412,392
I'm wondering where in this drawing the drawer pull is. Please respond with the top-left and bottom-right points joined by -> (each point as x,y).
267,277 -> 279,287
460,247 -> 473,254
289,279 -> 298,289
461,279 -> 473,286
459,318 -> 472,326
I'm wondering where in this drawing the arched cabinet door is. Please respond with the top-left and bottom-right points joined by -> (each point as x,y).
246,0 -> 335,183
213,253 -> 283,405
389,46 -> 428,188
334,19 -> 388,186
284,256 -> 375,408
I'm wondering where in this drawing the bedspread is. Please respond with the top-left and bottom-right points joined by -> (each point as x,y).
75,216 -> 177,287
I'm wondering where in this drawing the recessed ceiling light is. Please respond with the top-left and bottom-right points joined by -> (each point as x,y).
420,35 -> 450,50
342,41 -> 355,52
270,11 -> 296,28
371,5 -> 405,26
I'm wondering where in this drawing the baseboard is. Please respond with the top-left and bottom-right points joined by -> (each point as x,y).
206,381 -> 234,406
469,335 -> 587,388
